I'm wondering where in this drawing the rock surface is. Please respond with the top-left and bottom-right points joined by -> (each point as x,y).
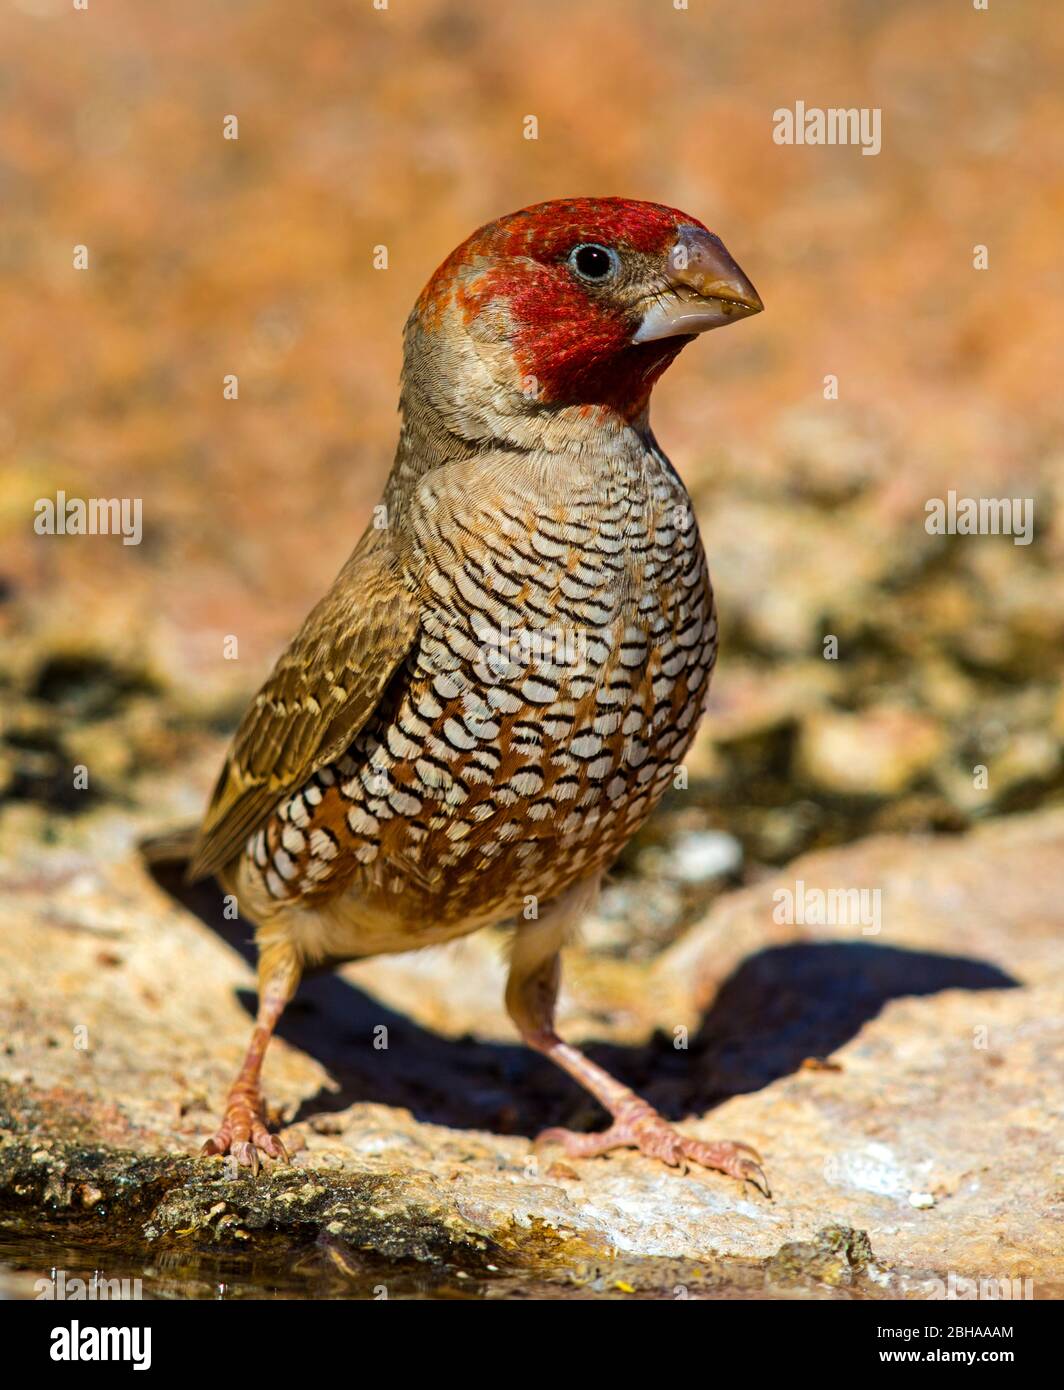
2,793 -> 1060,1298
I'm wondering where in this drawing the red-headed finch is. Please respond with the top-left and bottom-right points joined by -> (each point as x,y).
189,197 -> 767,1192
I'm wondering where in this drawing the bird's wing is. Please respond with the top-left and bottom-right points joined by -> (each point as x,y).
187,528 -> 419,882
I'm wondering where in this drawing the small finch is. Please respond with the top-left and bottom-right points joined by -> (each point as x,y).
188,197 -> 766,1191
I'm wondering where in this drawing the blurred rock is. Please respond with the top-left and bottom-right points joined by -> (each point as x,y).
796,706 -> 946,797
0,0 -> 1061,886
581,880 -> 687,960
638,829 -> 743,885
985,732 -> 1061,799
701,662 -> 839,746
773,405 -> 889,504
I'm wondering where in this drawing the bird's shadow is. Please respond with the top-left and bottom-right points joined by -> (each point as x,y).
149,862 -> 1019,1138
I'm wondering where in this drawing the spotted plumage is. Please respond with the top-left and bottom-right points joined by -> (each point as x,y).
189,198 -> 766,1192
233,441 -> 715,957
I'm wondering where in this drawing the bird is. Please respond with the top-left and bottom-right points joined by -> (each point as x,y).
187,196 -> 767,1192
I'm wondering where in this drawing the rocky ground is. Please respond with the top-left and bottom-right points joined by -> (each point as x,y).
1,769 -> 1061,1298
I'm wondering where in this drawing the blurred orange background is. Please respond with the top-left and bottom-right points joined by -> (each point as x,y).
1,0 -> 1062,853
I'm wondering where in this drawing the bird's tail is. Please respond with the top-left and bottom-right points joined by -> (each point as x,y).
139,824 -> 200,871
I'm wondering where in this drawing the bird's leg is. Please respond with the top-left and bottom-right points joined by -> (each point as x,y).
202,937 -> 300,1173
505,880 -> 769,1196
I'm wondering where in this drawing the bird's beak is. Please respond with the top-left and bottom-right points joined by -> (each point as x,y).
632,224 -> 763,343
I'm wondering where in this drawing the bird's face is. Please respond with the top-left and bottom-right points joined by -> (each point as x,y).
411,197 -> 762,425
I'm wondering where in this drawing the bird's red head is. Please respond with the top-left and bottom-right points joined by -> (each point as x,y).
410,197 -> 762,425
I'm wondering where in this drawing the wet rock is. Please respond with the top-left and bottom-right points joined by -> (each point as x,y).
766,1224 -> 876,1290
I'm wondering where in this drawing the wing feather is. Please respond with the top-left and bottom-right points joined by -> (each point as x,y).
187,530 -> 418,881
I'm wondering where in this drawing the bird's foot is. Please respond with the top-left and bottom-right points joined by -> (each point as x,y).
201,1090 -> 289,1175
537,1099 -> 769,1196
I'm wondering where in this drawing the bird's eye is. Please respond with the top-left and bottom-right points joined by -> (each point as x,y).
568,243 -> 620,283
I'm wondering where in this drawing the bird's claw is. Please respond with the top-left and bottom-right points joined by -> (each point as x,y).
201,1097 -> 290,1173
537,1105 -> 770,1198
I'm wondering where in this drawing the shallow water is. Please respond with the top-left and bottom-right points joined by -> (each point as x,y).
0,1219 -> 802,1302
0,1224 -> 546,1301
